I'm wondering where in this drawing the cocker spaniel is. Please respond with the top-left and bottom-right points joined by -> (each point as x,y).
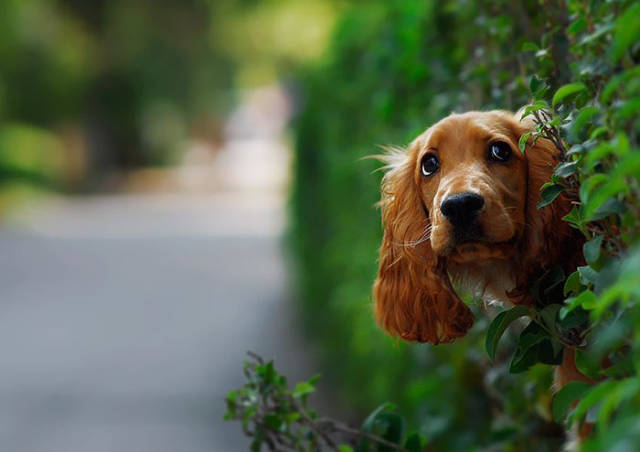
373,110 -> 584,374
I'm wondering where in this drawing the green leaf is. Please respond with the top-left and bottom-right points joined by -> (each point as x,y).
564,271 -> 582,296
560,290 -> 597,319
558,308 -> 589,330
404,432 -> 427,452
552,83 -> 587,107
597,378 -> 640,429
358,404 -> 404,452
568,17 -> 587,34
338,446 -> 354,452
554,161 -> 577,178
583,236 -> 604,264
552,382 -> 591,423
529,75 -> 543,93
580,173 -> 608,206
568,380 -> 617,425
569,106 -> 599,141
509,322 -> 560,373
539,304 -> 562,335
562,205 -> 584,231
537,183 -> 564,209
361,403 -> 395,433
589,126 -> 608,140
602,67 -> 640,102
521,101 -> 549,118
575,348 -> 603,380
611,3 -> 640,61
375,412 -> 405,450
519,132 -> 532,153
293,381 -> 315,399
522,42 -> 539,52
583,179 -> 627,221
264,414 -> 282,430
485,306 -> 531,360
578,266 -> 599,285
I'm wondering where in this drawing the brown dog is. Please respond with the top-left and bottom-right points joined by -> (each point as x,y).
373,110 -> 585,387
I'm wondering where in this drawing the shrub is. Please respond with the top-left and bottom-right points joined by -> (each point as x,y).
290,0 -> 640,449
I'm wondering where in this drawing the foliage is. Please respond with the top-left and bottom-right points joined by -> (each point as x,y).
225,352 -> 426,451
495,1 -> 640,448
291,0 -> 640,449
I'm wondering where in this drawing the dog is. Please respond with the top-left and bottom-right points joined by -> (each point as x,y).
373,109 -> 587,388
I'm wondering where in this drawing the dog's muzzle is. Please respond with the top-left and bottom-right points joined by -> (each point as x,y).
440,192 -> 485,243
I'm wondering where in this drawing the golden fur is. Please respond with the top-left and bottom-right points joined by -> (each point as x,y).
373,110 -> 583,344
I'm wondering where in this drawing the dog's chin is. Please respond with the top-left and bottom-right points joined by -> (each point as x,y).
444,237 -> 516,263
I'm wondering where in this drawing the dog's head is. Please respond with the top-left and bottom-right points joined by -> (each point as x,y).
374,110 -> 570,344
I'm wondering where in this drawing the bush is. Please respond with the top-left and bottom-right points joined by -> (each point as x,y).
291,0 -> 640,449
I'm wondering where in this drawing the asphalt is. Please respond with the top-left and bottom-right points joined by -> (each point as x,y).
0,193 -> 317,452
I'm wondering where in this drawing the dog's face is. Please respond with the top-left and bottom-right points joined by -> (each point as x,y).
410,111 -> 528,263
374,109 -> 568,344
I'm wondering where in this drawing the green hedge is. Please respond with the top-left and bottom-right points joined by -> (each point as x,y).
291,0 -> 640,449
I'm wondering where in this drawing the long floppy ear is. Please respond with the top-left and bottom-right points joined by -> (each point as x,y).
514,113 -> 584,298
373,147 -> 474,344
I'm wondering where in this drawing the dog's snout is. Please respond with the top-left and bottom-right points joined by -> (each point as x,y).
440,192 -> 485,226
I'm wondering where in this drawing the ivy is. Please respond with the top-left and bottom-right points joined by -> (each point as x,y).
487,1 -> 640,447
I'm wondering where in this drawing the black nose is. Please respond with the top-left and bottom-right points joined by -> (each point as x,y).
440,192 -> 485,227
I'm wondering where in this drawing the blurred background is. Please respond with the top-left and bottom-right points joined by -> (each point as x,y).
0,0 -> 570,450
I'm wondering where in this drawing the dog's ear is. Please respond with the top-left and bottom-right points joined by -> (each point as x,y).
513,111 -> 582,295
373,145 -> 474,344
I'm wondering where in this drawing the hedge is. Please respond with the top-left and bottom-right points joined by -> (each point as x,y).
291,0 -> 640,449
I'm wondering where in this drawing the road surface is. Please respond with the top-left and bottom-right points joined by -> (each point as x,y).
0,192 -> 317,452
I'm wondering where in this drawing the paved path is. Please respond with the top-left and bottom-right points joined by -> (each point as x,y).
0,193 -> 316,452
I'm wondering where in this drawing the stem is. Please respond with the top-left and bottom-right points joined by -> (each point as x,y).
291,398 -> 339,451
319,418 -> 408,451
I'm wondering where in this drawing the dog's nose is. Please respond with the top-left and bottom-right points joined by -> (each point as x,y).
440,192 -> 485,226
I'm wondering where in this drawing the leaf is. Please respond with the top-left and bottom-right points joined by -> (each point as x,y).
575,348 -> 603,380
558,308 -> 589,331
568,17 -> 587,34
509,322 -> 561,373
293,382 -> 315,399
602,67 -> 640,102
554,161 -> 577,178
519,132 -> 532,153
611,3 -> 640,61
375,412 -> 405,450
529,75 -> 543,93
358,404 -> 404,452
583,179 -> 627,221
569,106 -> 599,141
552,382 -> 592,423
560,290 -> 597,318
564,271 -> 582,296
597,378 -> 640,430
522,42 -> 539,52
578,266 -> 599,285
583,236 -> 604,264
537,184 -> 564,209
539,304 -> 562,335
591,198 -> 625,221
552,83 -> 587,107
485,306 -> 532,360
264,414 -> 282,430
521,101 -> 549,118
589,126 -> 608,140
568,380 -> 617,425
338,446 -> 354,452
404,432 -> 427,452
562,205 -> 584,231
360,403 -> 395,433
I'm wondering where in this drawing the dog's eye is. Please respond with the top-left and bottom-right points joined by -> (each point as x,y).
488,142 -> 512,162
421,154 -> 439,177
